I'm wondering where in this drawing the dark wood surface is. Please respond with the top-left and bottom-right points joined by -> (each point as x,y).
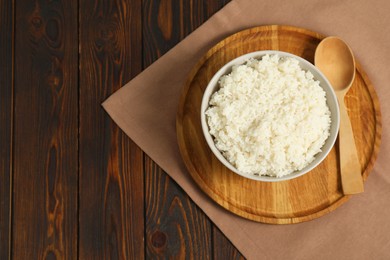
0,0 -> 13,258
12,0 -> 78,259
0,0 -> 245,259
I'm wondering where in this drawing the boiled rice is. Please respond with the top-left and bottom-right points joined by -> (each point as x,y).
205,54 -> 331,177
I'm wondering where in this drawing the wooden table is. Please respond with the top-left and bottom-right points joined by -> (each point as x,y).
0,0 -> 245,258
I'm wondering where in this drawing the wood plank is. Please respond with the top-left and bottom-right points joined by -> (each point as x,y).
144,156 -> 212,259
142,0 -> 231,66
0,0 -> 13,259
78,0 -> 144,258
142,0 -> 239,258
12,0 -> 78,259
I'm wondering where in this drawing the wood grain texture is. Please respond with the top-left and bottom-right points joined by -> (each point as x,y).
145,156 -> 212,259
177,25 -> 382,224
12,0 -> 78,258
78,0 -> 144,259
143,0 -> 244,258
143,0 -> 231,66
0,0 -> 13,259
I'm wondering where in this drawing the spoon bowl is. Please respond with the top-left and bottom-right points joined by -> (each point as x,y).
315,37 -> 364,194
315,37 -> 356,92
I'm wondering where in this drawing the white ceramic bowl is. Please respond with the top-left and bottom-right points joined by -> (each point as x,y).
200,50 -> 340,182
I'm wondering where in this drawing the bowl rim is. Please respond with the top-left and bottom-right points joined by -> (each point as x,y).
200,50 -> 340,182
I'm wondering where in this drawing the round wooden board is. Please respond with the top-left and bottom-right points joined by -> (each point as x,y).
176,25 -> 382,224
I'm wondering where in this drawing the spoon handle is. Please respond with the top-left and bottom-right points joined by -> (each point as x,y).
337,95 -> 364,194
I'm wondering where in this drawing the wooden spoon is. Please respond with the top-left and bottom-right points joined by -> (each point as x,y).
315,36 -> 364,194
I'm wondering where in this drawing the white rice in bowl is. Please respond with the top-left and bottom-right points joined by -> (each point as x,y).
205,54 -> 331,177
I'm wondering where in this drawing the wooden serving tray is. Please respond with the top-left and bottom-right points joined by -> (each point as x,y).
176,25 -> 382,224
